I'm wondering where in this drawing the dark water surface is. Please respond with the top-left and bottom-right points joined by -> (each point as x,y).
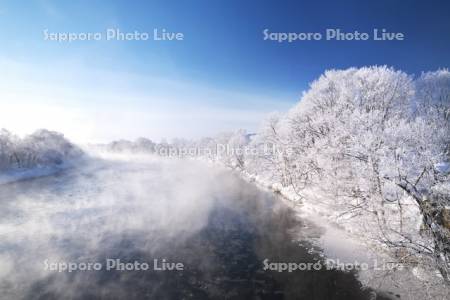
0,158 -> 387,300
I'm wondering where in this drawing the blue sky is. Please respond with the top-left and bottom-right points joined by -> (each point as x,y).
0,0 -> 449,142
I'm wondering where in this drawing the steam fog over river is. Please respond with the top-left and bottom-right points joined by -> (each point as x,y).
0,157 -> 386,299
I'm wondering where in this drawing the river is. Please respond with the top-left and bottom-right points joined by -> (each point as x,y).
0,156 -> 391,299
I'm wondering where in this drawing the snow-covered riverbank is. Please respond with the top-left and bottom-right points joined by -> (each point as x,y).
235,168 -> 450,299
0,129 -> 84,185
0,160 -> 83,185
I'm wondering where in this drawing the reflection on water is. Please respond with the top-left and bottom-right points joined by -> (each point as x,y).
0,158 -> 386,299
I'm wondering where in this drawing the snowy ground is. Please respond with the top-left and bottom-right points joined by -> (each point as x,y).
0,159 -> 84,185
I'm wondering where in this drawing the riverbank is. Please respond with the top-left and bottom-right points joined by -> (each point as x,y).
235,168 -> 449,299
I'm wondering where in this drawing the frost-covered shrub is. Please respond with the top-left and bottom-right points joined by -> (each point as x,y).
0,129 -> 83,171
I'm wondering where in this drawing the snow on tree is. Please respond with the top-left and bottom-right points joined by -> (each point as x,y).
247,66 -> 450,283
0,129 -> 83,171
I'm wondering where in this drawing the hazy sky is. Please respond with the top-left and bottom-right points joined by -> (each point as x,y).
0,0 -> 449,143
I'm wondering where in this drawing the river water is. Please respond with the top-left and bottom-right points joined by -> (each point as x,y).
0,157 -> 390,299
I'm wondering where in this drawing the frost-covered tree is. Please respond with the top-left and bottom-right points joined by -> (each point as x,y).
258,66 -> 450,283
134,137 -> 156,153
0,129 -> 18,169
0,129 -> 83,171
